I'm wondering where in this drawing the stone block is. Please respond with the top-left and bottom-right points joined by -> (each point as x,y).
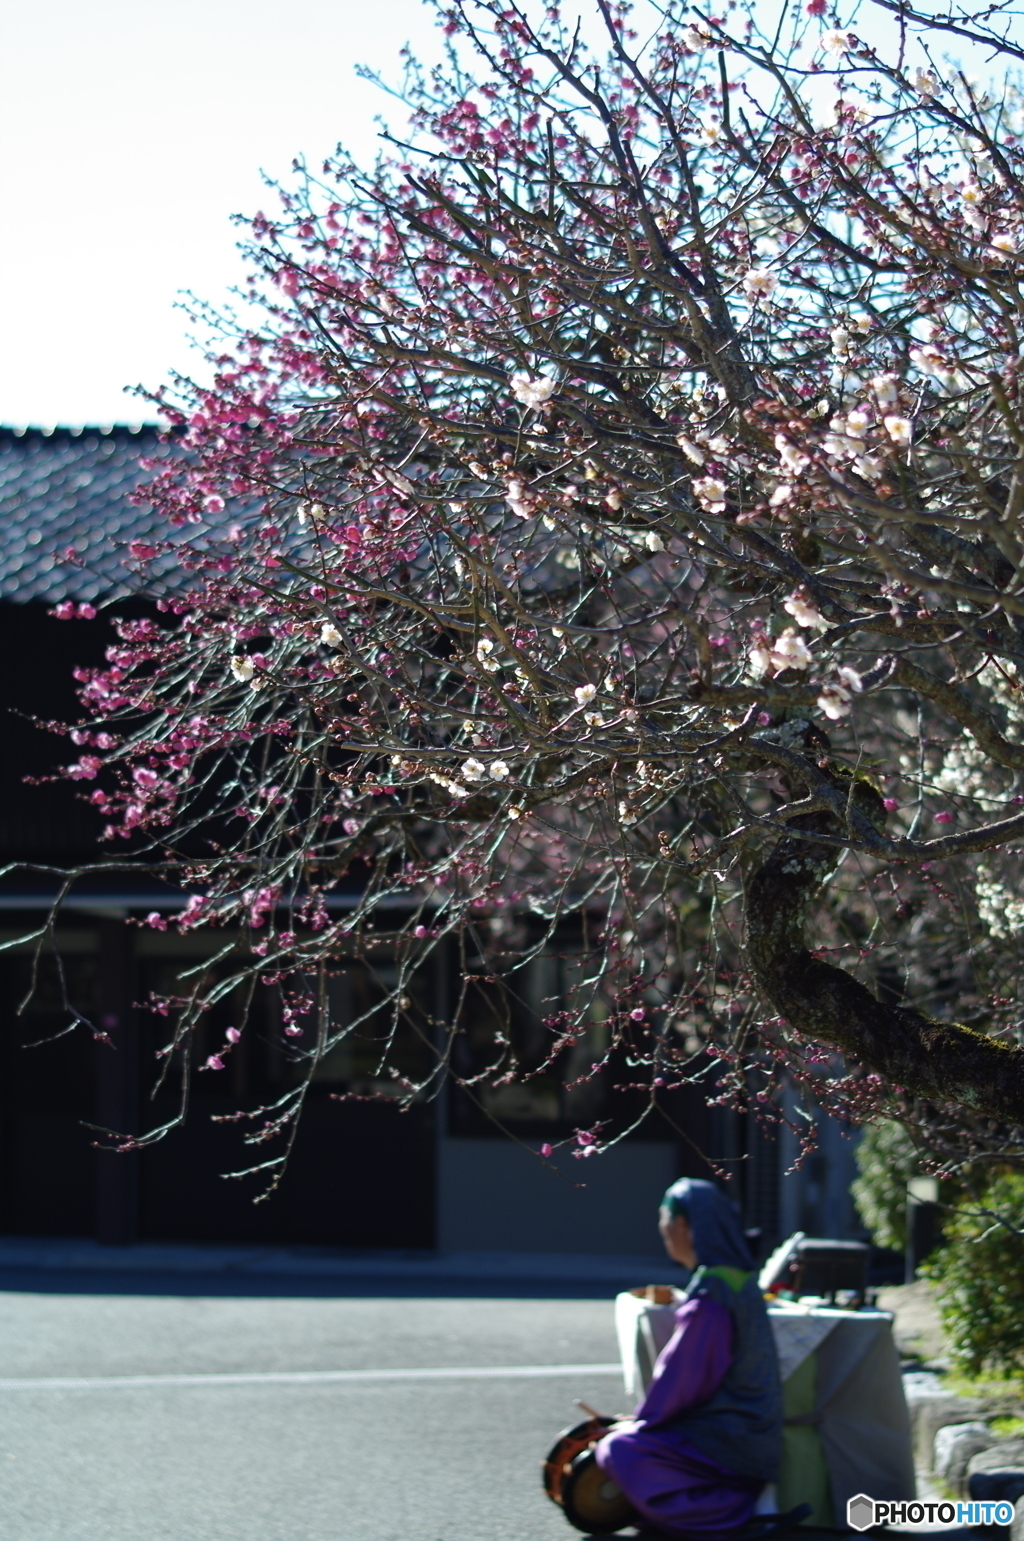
914,1396 -> 993,1469
970,1443 -> 1024,1480
934,1422 -> 997,1494
901,1371 -> 946,1448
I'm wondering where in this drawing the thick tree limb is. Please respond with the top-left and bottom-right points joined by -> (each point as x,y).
747,802 -> 1024,1125
746,738 -> 1024,861
891,656 -> 1024,773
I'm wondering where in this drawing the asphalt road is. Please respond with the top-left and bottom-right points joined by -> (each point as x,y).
0,1288 -> 629,1541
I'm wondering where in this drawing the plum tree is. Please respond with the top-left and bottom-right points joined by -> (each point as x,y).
33,0 -> 1024,1184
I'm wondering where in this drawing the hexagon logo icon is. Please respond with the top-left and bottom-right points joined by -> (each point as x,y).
847,1494 -> 875,1531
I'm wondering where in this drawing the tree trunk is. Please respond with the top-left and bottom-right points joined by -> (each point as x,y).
746,808 -> 1024,1126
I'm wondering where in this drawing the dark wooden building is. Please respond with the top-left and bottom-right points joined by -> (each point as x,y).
0,426 -> 810,1258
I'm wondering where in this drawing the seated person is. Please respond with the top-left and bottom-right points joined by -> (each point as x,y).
595,1178 -> 783,1539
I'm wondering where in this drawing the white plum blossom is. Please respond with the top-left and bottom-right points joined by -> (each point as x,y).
574,683 -> 598,706
883,415 -> 913,446
817,683 -> 854,719
583,711 -> 604,727
775,434 -> 810,475
748,628 -> 813,677
783,589 -> 827,631
476,637 -> 500,672
645,531 -> 665,553
748,639 -> 774,679
699,118 -> 723,146
823,419 -> 861,460
976,865 -> 1024,938
914,68 -> 939,96
822,29 -> 852,55
823,412 -> 882,477
683,24 -> 713,49
870,373 -> 900,406
489,760 -> 511,781
320,622 -> 343,647
771,628 -> 814,671
743,268 -> 779,300
297,500 -> 326,526
770,483 -> 794,508
935,737 -> 999,805
816,665 -> 863,719
830,326 -> 852,359
693,476 -> 727,513
230,656 -> 255,683
910,343 -> 956,384
510,371 -> 556,409
462,757 -> 488,782
992,232 -> 1017,253
430,772 -> 469,798
505,477 -> 533,519
675,435 -> 706,465
377,465 -> 415,497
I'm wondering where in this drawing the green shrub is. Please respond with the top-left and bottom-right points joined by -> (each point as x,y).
926,1170 -> 1024,1377
851,1120 -> 921,1251
990,1416 -> 1024,1437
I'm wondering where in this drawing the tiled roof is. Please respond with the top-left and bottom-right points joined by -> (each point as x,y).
0,425 -> 180,603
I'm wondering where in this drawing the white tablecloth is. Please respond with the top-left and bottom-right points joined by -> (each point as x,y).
614,1291 -> 915,1515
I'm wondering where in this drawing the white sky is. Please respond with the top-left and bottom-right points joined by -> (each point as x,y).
0,0 -> 441,427
0,0 -> 964,428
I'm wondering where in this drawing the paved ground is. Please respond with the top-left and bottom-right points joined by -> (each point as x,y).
0,1245 -> 969,1541
0,1279 -> 633,1541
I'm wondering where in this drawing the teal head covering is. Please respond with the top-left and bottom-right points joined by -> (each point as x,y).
661,1177 -> 754,1271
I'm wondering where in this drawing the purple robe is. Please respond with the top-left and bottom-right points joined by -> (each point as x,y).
595,1294 -> 763,1538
